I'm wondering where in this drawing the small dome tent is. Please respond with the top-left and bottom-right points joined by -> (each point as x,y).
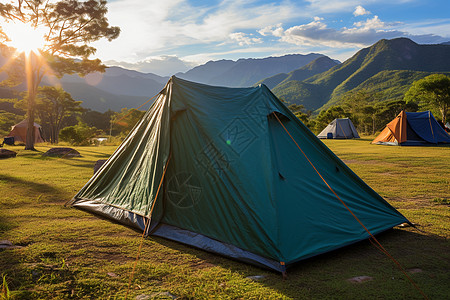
317,118 -> 360,139
372,111 -> 450,146
6,119 -> 45,144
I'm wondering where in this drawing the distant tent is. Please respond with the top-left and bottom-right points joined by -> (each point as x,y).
68,76 -> 408,273
372,111 -> 450,146
6,119 -> 45,144
317,118 -> 360,139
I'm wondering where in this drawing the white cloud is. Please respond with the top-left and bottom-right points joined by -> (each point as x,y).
229,32 -> 262,46
258,24 -> 284,37
354,16 -> 385,29
270,16 -> 449,48
93,0 -> 300,62
87,1 -> 449,74
353,5 -> 371,16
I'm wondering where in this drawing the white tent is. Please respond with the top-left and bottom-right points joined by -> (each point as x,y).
317,118 -> 360,139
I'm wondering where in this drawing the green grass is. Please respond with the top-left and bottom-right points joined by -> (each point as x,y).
0,141 -> 449,299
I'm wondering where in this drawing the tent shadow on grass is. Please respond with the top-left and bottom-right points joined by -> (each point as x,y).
55,159 -> 100,170
0,174 -> 61,197
145,227 -> 447,299
75,148 -> 113,159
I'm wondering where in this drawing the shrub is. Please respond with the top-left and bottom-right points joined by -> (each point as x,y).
59,122 -> 98,145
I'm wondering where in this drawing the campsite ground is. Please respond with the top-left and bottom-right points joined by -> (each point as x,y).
0,139 -> 449,299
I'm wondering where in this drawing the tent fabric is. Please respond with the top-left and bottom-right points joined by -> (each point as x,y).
317,118 -> 360,139
372,111 -> 450,146
6,119 -> 45,144
68,76 -> 409,272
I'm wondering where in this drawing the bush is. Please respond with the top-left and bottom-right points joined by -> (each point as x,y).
59,122 -> 98,145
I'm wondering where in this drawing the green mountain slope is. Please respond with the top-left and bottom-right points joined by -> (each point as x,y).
283,56 -> 339,83
258,56 -> 339,89
323,70 -> 450,109
271,38 -> 450,111
272,81 -> 328,108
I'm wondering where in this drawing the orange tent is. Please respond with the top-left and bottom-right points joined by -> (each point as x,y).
6,119 -> 45,144
372,110 -> 450,145
372,111 -> 407,145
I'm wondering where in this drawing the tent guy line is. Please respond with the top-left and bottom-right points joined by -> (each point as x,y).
273,112 -> 428,298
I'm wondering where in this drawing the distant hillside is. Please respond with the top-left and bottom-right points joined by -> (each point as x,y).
177,54 -> 327,87
271,38 -> 450,111
58,66 -> 168,98
258,56 -> 339,89
59,82 -> 150,113
0,57 -> 168,112
40,66 -> 168,111
256,73 -> 289,89
1,53 -> 336,112
325,70 -> 450,108
175,60 -> 235,84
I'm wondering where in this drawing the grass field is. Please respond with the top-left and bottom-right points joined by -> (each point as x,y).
0,139 -> 449,299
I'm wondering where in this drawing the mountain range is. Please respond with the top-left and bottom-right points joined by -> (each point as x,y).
1,37 -> 449,114
175,53 -> 332,87
32,53 -> 333,112
272,38 -> 450,111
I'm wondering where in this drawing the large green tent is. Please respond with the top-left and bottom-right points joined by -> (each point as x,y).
68,76 -> 409,273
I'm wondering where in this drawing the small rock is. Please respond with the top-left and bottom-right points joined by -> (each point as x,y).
0,149 -> 17,159
246,275 -> 265,281
347,276 -> 373,283
0,240 -> 22,249
408,268 -> 423,274
149,291 -> 178,299
107,272 -> 118,277
43,147 -> 81,158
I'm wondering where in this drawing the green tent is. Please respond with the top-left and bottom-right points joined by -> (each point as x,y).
68,76 -> 409,273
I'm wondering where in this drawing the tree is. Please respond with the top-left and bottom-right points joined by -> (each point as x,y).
0,0 -> 120,150
404,74 -> 450,124
59,121 -> 98,145
35,86 -> 83,143
81,109 -> 115,132
372,99 -> 418,133
287,103 -> 312,126
110,108 -> 145,137
0,110 -> 22,136
314,106 -> 349,133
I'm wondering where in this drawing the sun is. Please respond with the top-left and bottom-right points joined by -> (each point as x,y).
2,21 -> 47,55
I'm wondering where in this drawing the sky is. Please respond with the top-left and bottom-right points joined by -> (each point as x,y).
91,0 -> 450,76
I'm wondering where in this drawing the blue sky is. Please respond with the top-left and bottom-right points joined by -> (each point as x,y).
92,0 -> 450,76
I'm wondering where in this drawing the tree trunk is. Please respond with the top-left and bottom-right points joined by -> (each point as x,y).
25,53 -> 38,151
25,90 -> 37,150
441,107 -> 446,124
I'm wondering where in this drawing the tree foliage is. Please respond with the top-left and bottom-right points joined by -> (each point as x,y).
110,108 -> 145,137
59,121 -> 98,145
313,90 -> 419,135
404,74 -> 450,123
314,106 -> 349,133
35,86 -> 83,143
0,110 -> 22,136
0,0 -> 119,149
